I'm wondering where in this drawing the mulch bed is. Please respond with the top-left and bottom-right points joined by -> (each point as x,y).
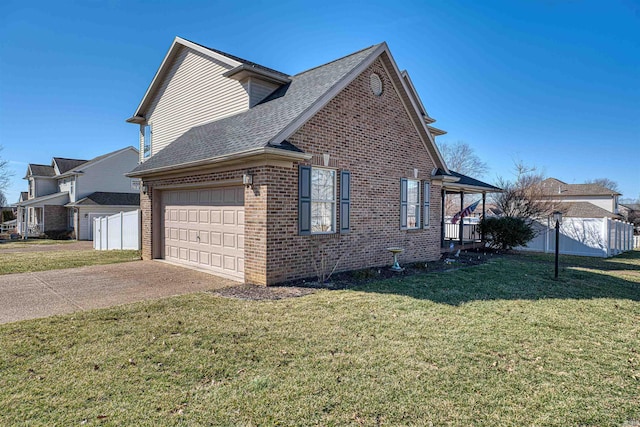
211,248 -> 504,301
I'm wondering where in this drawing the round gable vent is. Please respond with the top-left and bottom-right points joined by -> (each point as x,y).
370,73 -> 383,96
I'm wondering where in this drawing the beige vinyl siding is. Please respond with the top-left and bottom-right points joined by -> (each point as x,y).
553,195 -> 617,213
144,46 -> 250,161
244,77 -> 279,107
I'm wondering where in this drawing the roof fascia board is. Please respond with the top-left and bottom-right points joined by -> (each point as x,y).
126,147 -> 312,178
129,37 -> 242,121
443,182 -> 503,193
401,70 -> 428,117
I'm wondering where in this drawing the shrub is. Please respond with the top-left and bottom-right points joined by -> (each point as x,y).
44,229 -> 74,240
480,217 -> 535,251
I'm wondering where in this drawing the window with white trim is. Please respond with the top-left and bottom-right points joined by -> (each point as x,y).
311,168 -> 336,233
401,178 -> 420,229
299,166 -> 350,235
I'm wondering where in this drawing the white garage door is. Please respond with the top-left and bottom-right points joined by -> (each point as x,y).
163,187 -> 244,281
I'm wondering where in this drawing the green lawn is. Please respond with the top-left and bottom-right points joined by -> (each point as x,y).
0,250 -> 141,275
0,238 -> 77,247
1,251 -> 638,426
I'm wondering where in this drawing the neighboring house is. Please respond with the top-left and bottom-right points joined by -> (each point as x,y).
539,178 -> 622,219
16,147 -> 140,240
619,203 -> 640,233
126,37 -> 489,285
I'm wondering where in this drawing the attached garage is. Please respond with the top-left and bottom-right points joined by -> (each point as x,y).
161,187 -> 244,281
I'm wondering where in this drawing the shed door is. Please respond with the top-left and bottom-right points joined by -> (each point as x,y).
162,187 -> 244,281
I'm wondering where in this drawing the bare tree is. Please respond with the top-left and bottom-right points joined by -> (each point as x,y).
0,146 -> 12,207
585,178 -> 619,193
438,140 -> 489,178
492,161 -> 556,225
438,141 -> 489,215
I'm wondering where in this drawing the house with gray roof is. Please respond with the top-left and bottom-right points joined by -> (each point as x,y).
16,147 -> 140,240
126,37 -> 494,285
539,178 -> 622,219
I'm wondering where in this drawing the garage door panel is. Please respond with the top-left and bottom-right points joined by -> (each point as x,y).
163,187 -> 244,281
211,253 -> 222,268
223,233 -> 235,248
223,255 -> 235,271
210,210 -> 222,224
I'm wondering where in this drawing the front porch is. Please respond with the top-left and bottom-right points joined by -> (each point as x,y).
435,170 -> 502,253
16,192 -> 70,239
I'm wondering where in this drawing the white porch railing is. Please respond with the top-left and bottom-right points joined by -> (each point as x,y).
444,222 -> 482,242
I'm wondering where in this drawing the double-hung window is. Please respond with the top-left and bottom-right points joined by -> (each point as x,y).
401,178 -> 431,230
311,168 -> 336,233
299,165 -> 351,235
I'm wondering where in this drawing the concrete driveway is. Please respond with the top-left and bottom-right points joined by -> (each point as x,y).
0,261 -> 238,324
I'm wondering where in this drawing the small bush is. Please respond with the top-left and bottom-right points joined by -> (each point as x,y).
44,229 -> 74,240
480,217 -> 535,251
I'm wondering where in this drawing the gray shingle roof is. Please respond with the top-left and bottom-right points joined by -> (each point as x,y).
74,192 -> 140,206
28,164 -> 55,177
434,168 -> 501,192
556,201 -> 621,219
540,178 -> 621,196
53,157 -> 88,174
130,44 -> 381,175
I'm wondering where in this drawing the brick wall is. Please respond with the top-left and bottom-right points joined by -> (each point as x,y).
140,168 -> 269,284
138,58 -> 443,286
265,58 -> 442,284
43,205 -> 68,231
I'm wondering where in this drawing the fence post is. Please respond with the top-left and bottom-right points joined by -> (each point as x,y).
120,211 -> 124,250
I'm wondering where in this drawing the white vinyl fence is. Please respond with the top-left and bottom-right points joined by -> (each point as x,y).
93,210 -> 141,250
517,217 -> 635,257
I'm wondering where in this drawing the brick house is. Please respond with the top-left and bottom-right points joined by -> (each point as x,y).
127,37 -> 487,285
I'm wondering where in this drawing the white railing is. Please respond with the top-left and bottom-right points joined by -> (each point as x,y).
444,222 -> 481,242
517,217 -> 635,258
93,210 -> 141,250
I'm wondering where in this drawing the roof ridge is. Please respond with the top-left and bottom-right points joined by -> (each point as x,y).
293,43 -> 382,77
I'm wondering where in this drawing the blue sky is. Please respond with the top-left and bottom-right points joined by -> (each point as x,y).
1,0 -> 638,203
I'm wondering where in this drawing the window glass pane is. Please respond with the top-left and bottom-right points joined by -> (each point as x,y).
143,125 -> 151,158
407,180 -> 419,203
311,202 -> 334,233
310,168 -> 335,233
406,179 -> 420,229
312,169 -> 335,201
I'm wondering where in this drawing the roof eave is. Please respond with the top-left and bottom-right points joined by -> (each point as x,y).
223,65 -> 291,85
126,147 -> 312,178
